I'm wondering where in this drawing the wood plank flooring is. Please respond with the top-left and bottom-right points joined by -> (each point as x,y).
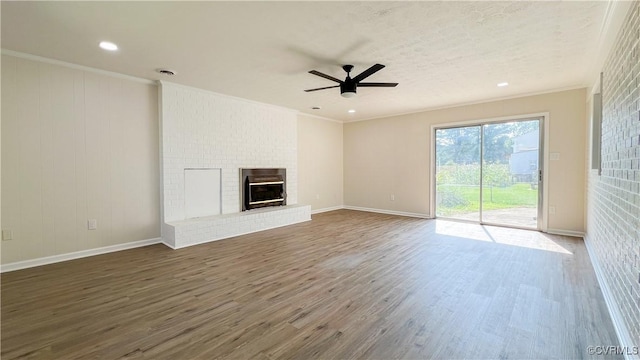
1,210 -> 621,359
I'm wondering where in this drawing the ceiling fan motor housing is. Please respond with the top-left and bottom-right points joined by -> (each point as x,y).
340,78 -> 357,98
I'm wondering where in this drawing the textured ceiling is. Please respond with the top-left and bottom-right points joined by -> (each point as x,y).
1,1 -> 609,121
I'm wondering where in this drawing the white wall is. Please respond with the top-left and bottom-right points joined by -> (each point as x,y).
1,54 -> 160,264
344,88 -> 587,232
297,114 -> 343,212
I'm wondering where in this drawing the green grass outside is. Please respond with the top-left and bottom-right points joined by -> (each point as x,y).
436,183 -> 537,216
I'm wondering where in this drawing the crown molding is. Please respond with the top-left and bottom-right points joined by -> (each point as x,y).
585,0 -> 633,94
1,49 -> 156,85
345,85 -> 586,124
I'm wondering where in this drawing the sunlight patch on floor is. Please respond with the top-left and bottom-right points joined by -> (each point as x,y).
434,220 -> 573,254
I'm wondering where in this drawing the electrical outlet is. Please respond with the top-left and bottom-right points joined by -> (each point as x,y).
88,219 -> 98,230
316,194 -> 320,200
390,194 -> 395,201
2,230 -> 13,241
549,206 -> 556,215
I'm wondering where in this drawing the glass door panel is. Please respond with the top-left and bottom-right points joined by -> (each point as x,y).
435,126 -> 481,221
481,120 -> 540,228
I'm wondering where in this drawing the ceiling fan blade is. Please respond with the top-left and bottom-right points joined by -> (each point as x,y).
308,70 -> 343,83
352,64 -> 385,83
304,85 -> 340,92
358,82 -> 398,87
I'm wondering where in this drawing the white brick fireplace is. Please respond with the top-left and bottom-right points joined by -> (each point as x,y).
159,81 -> 310,248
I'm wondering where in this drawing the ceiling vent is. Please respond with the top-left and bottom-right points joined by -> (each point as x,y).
156,68 -> 176,76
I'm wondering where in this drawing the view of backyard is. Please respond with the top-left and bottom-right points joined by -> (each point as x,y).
436,164 -> 538,216
435,120 -> 540,228
437,183 -> 537,216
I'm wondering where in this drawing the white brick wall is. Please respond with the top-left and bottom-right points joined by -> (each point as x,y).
159,82 -> 308,248
586,2 -> 640,347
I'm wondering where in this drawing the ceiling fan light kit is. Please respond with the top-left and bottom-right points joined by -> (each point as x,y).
305,64 -> 398,98
340,85 -> 357,98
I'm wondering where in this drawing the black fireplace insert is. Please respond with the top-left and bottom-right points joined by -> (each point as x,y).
241,168 -> 286,211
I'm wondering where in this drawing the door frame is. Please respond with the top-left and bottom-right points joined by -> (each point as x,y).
430,112 -> 549,231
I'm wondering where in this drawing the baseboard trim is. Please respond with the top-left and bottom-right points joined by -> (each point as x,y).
546,228 -> 585,238
343,206 -> 432,219
0,238 -> 162,273
584,234 -> 639,360
311,205 -> 345,214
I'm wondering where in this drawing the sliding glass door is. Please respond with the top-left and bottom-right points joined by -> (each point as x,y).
481,120 -> 540,227
435,118 -> 541,229
435,126 -> 482,222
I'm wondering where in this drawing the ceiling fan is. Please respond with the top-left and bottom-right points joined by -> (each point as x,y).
304,64 -> 398,98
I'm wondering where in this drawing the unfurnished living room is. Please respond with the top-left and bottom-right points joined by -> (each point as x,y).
1,1 -> 639,359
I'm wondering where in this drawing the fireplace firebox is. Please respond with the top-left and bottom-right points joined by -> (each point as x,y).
241,168 -> 286,211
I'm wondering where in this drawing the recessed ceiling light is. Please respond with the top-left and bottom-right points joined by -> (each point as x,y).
497,82 -> 509,87
99,41 -> 118,51
348,109 -> 356,113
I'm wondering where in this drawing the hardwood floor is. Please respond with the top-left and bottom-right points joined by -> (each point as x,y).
1,210 -> 620,359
